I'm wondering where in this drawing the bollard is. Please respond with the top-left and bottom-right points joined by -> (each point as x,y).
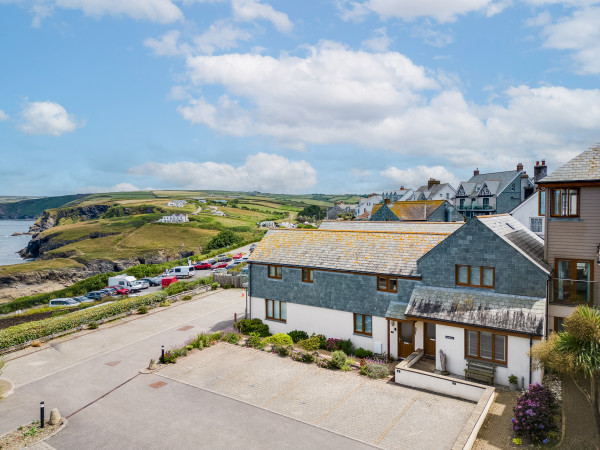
234,313 -> 237,323
40,401 -> 45,428
161,345 -> 165,362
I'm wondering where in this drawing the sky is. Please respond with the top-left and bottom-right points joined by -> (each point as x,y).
1,0 -> 599,196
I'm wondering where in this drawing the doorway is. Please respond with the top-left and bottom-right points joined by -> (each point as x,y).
397,321 -> 415,358
424,322 -> 436,357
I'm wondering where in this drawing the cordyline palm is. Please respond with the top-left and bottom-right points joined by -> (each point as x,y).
531,305 -> 600,432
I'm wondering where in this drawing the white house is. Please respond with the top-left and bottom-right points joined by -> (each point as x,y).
510,190 -> 544,238
158,213 -> 189,223
167,200 -> 187,208
357,194 -> 383,219
259,221 -> 276,228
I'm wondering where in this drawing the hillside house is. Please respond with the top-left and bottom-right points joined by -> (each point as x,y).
158,213 -> 189,223
326,203 -> 356,220
370,199 -> 463,222
382,188 -> 414,202
414,179 -> 456,201
167,200 -> 187,208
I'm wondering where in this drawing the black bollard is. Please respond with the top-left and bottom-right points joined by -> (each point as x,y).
161,345 -> 165,362
40,401 -> 45,428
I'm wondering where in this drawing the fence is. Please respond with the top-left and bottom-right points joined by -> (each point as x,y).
213,274 -> 246,289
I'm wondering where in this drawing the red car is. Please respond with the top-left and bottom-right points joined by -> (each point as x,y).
233,253 -> 243,259
107,285 -> 130,295
211,262 -> 228,269
194,262 -> 212,270
161,276 -> 178,288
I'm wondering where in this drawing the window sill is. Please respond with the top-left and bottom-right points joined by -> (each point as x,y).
548,217 -> 582,222
265,318 -> 287,323
377,290 -> 398,294
353,333 -> 372,338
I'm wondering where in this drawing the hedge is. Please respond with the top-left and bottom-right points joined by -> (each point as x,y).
0,275 -> 214,350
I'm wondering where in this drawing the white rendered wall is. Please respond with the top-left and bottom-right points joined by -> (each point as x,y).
250,297 -> 388,354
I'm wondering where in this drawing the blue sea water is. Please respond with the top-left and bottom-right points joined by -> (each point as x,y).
0,220 -> 34,266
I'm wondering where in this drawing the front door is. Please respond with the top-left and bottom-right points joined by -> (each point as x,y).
398,321 -> 415,358
424,323 -> 436,357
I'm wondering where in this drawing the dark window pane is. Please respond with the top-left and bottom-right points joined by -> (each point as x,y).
458,266 -> 468,284
480,332 -> 492,359
494,335 -> 506,362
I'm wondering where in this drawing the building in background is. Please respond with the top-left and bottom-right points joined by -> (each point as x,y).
370,199 -> 463,222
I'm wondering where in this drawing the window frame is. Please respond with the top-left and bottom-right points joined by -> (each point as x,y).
538,188 -> 546,216
550,188 -> 579,218
268,265 -> 282,279
455,265 -> 495,289
301,268 -> 314,283
464,329 -> 507,365
554,258 -> 594,305
265,299 -> 287,322
353,313 -> 373,336
377,275 -> 398,293
530,217 -> 543,233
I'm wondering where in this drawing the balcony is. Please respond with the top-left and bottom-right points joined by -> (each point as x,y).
456,204 -> 495,212
550,278 -> 596,306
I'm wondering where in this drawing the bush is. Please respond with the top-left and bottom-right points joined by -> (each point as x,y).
272,345 -> 289,357
223,331 -> 241,344
340,339 -> 354,356
359,358 -> 390,379
512,383 -> 558,443
290,350 -> 314,363
138,305 -> 148,314
185,345 -> 193,351
262,333 -> 293,347
159,301 -> 171,307
161,351 -> 176,364
354,348 -> 374,359
234,319 -> 270,337
182,295 -> 192,301
88,321 -> 98,329
297,336 -> 322,352
324,338 -> 342,352
246,333 -> 263,349
211,282 -> 219,291
314,334 -> 327,349
205,229 -> 243,250
330,350 -> 347,369
287,330 -> 309,343
315,356 -> 332,369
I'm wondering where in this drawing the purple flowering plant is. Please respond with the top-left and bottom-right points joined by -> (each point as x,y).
324,338 -> 342,352
512,383 -> 558,443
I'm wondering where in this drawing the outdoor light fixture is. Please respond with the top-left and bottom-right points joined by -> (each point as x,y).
597,244 -> 600,264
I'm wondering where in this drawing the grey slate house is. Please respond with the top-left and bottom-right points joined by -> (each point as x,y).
455,165 -> 534,219
325,202 -> 356,220
370,199 -> 463,222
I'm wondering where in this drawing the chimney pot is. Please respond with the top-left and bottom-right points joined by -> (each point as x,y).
541,160 -> 545,165
536,161 -> 539,166
517,162 -> 524,171
474,168 -> 480,176
384,198 -> 390,205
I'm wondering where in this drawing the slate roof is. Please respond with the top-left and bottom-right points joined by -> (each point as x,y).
538,146 -> 600,184
386,301 -> 408,320
405,285 -> 545,335
480,180 -> 501,196
319,220 -> 464,234
477,214 -> 549,273
371,200 -> 446,221
248,228 -> 454,276
458,170 -> 520,197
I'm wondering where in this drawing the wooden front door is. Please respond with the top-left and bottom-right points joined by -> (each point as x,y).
398,321 -> 415,358
424,322 -> 436,357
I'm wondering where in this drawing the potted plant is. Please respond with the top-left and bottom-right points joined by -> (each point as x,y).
508,374 -> 519,391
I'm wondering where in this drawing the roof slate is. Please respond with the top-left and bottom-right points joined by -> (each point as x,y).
371,200 -> 446,221
405,285 -> 545,335
538,146 -> 600,183
386,301 -> 408,320
477,214 -> 549,273
319,221 -> 464,233
248,228 -> 453,276
458,170 -> 520,197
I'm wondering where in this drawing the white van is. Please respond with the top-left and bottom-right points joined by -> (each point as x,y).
108,275 -> 137,288
167,266 -> 195,279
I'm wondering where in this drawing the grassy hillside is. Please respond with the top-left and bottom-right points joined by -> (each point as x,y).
0,194 -> 87,219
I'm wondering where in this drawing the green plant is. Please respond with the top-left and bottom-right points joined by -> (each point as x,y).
234,318 -> 270,337
360,358 -> 390,378
223,332 -> 241,344
88,321 -> 98,329
509,374 -> 518,385
340,339 -> 354,356
342,363 -> 351,372
513,438 -> 522,445
138,305 -> 148,314
211,282 -> 219,290
182,295 -> 192,301
161,351 -> 177,364
330,350 -> 347,369
246,332 -> 263,349
0,357 -> 5,378
185,345 -> 193,351
354,348 -> 374,359
512,383 -> 558,443
262,333 -> 293,347
272,345 -> 289,357
223,284 -> 232,289
287,330 -> 309,343
159,300 -> 171,307
23,427 -> 39,437
205,229 -> 243,250
313,333 -> 327,349
297,336 -> 321,352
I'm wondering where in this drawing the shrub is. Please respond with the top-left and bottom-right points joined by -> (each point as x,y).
509,374 -> 519,385
138,305 -> 148,314
88,321 -> 98,329
185,345 -> 193,351
223,332 -> 241,344
340,339 -> 354,356
159,301 -> 171,307
246,333 -> 263,349
512,383 -> 558,443
234,318 -> 270,337
205,229 -> 243,250
30,340 -> 42,348
182,295 -> 192,301
324,338 -> 342,352
354,348 -> 374,359
161,351 -> 176,364
211,282 -> 219,290
313,333 -> 327,349
172,347 -> 188,358
360,358 -> 390,378
262,333 -> 293,347
272,345 -> 289,357
290,350 -> 314,363
223,284 -> 232,289
297,336 -> 322,352
330,350 -> 347,369
210,331 -> 223,342
288,330 -> 309,343
315,357 -> 332,369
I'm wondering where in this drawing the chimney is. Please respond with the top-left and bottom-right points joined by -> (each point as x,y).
517,162 -> 524,172
427,178 -> 440,189
474,168 -> 479,176
384,198 -> 391,205
534,159 -> 548,183
521,171 -> 529,178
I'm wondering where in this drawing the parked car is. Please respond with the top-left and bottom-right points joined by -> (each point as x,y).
212,268 -> 228,275
233,253 -> 243,259
161,276 -> 178,289
72,295 -> 94,303
211,262 -> 228,269
101,287 -> 121,296
106,286 -> 129,295
130,280 -> 148,291
205,258 -> 217,265
194,262 -> 212,270
249,244 -> 257,252
85,291 -> 107,300
241,257 -> 249,262
217,256 -> 233,262
140,277 -> 161,287
226,263 -> 236,269
49,298 -> 79,307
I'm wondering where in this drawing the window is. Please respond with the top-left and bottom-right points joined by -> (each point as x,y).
456,265 -> 495,288
530,217 -> 543,233
446,193 -> 449,199
459,199 -> 465,209
354,313 -> 372,336
538,189 -> 546,216
554,259 -> 593,305
465,329 -> 507,364
553,317 -> 565,333
266,299 -> 286,322
483,197 -> 490,207
302,268 -> 314,283
550,188 -> 579,217
268,265 -> 282,279
377,276 -> 398,293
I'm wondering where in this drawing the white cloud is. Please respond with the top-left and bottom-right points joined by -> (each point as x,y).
19,101 -> 83,136
337,0 -> 503,23
109,183 -> 141,192
361,27 -> 392,52
0,110 -> 9,121
411,20 -> 454,47
381,165 -> 460,189
74,182 -> 150,194
129,153 -> 317,193
231,0 -> 292,32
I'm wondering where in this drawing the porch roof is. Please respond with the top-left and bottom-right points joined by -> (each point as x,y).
385,301 -> 408,320
405,285 -> 545,335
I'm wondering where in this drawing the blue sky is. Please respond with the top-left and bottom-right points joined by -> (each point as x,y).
1,0 -> 599,196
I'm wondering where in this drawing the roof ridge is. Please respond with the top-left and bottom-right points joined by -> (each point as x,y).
267,228 -> 453,236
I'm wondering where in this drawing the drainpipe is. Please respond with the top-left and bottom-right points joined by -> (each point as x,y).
387,319 -> 391,359
529,335 -> 533,388
545,270 -> 554,338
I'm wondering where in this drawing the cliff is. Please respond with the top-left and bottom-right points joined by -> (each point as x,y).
0,194 -> 86,220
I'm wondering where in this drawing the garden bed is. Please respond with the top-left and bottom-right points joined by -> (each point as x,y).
0,419 -> 66,450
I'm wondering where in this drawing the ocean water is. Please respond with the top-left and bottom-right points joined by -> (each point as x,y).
0,220 -> 34,266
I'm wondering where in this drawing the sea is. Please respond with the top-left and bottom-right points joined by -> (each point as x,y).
0,220 -> 34,266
